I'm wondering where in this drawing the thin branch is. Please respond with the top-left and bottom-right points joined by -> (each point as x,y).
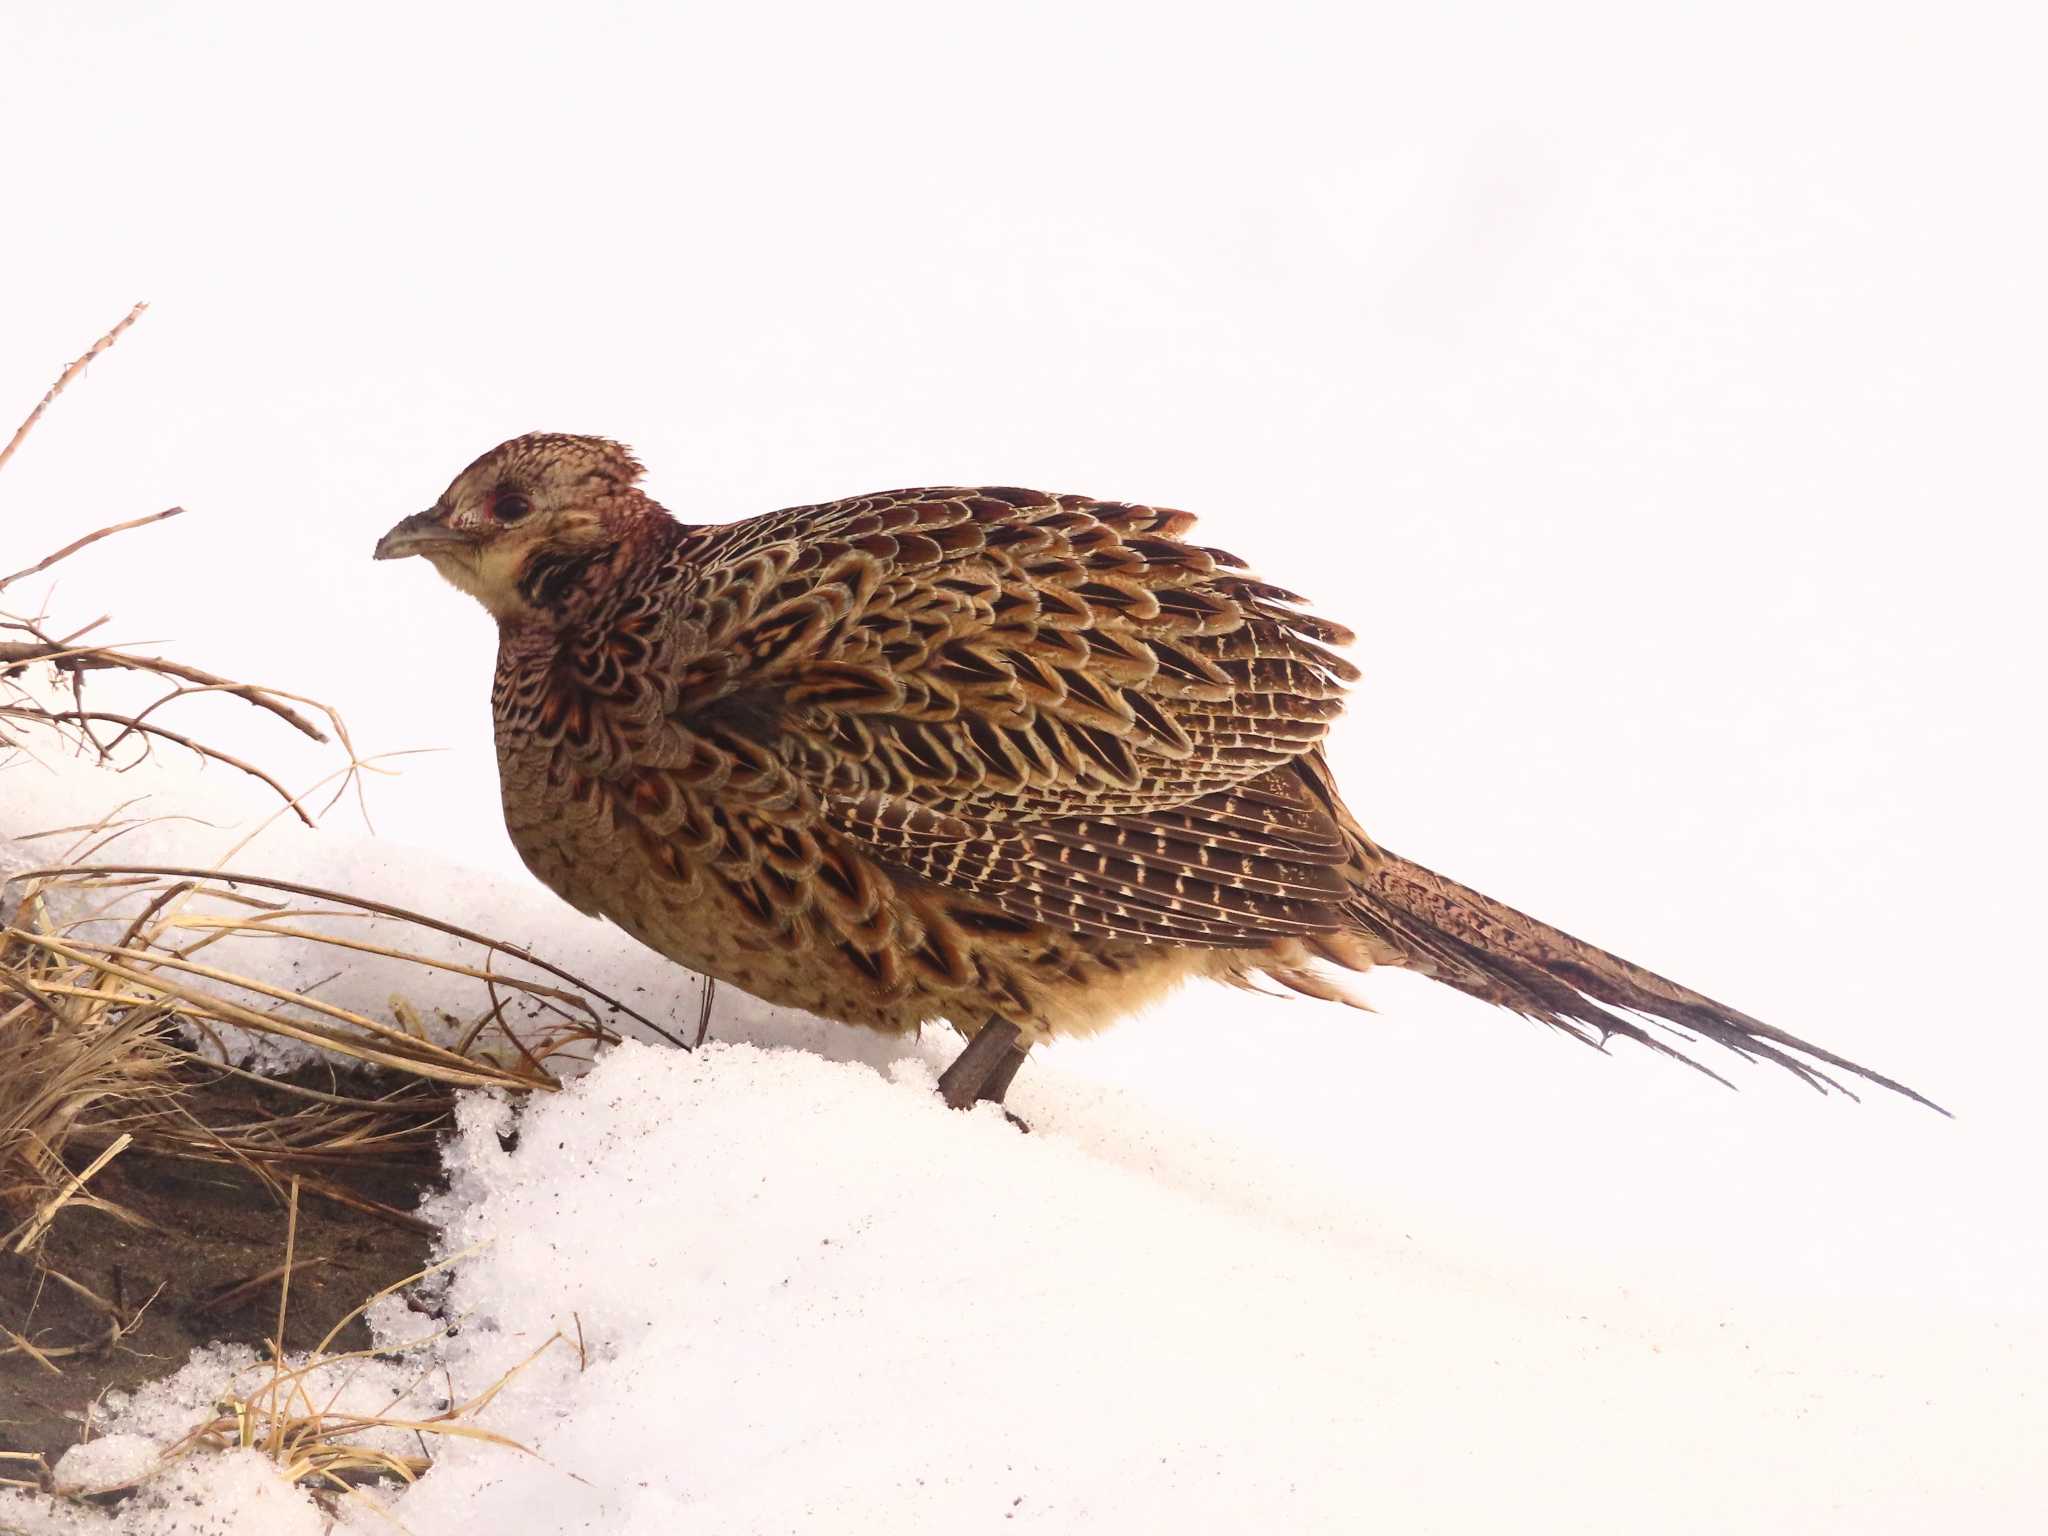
0,507 -> 184,594
20,710 -> 316,826
0,641 -> 329,742
0,302 -> 146,478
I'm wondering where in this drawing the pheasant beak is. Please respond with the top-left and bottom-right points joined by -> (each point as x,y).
373,509 -> 477,561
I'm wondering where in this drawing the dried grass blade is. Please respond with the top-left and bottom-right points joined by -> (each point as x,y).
11,1131 -> 130,1254
24,864 -> 682,1045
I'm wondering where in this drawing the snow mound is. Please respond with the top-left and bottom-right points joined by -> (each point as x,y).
6,1037 -> 2044,1532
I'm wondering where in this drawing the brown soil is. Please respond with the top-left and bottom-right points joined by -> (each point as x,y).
0,1077 -> 442,1479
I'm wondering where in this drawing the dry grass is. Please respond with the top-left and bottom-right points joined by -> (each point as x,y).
0,854 -> 671,1257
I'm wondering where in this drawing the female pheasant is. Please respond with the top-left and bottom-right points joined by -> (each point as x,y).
374,433 -> 1935,1116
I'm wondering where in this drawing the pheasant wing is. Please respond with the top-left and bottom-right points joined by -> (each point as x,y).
669,486 -> 1370,945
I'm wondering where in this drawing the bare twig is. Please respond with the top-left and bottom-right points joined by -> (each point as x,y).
0,640 -> 328,742
0,507 -> 184,595
13,710 -> 317,826
0,302 -> 146,478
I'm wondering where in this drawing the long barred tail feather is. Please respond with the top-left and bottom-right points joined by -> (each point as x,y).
1346,849 -> 1947,1115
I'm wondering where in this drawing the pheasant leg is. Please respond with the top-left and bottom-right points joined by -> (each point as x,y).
937,1018 -> 1024,1113
977,1041 -> 1029,1106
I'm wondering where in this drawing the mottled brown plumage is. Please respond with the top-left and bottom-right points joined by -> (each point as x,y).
375,433 -> 1937,1113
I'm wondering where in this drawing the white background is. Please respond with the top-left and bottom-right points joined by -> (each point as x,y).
3,2 -> 2045,1527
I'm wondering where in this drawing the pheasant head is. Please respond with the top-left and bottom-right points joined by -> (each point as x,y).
373,433 -> 652,622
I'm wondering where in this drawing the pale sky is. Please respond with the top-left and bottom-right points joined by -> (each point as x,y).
4,1 -> 2045,1312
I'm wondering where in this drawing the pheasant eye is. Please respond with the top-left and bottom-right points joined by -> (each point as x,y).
491,491 -> 533,524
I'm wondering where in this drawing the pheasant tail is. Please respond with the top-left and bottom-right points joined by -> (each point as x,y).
1339,847 -> 1946,1113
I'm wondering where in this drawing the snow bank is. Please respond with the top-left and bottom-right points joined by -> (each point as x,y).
5,1033 -> 2042,1533
370,1042 -> 2048,1533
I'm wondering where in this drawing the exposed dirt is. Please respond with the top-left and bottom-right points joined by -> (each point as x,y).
0,1077 -> 442,1478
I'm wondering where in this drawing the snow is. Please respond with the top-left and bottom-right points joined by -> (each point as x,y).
22,1451 -> 327,1536
372,1045 -> 2045,1532
47,1436 -> 160,1496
